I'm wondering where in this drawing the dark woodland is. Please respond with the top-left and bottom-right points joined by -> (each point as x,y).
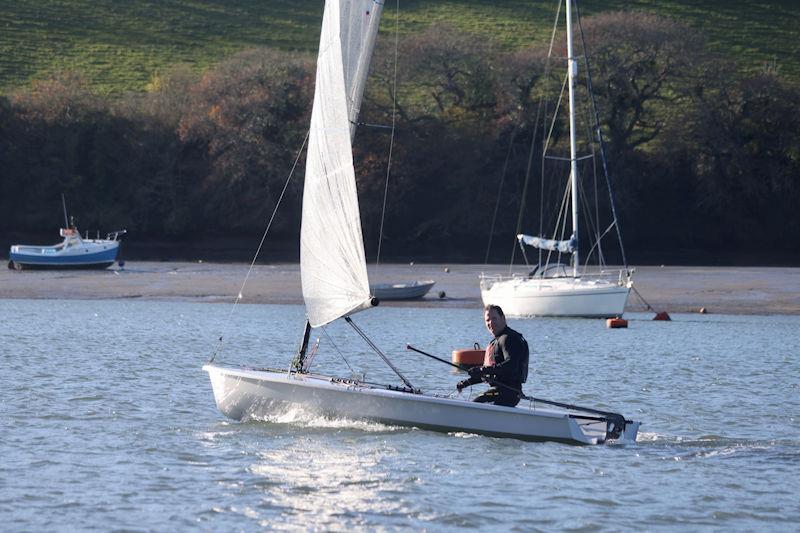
1,12 -> 798,264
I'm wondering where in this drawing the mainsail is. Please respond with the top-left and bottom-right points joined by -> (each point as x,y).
301,0 -> 384,327
518,233 -> 577,254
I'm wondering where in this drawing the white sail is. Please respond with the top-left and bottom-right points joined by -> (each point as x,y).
301,0 -> 384,327
341,0 -> 384,138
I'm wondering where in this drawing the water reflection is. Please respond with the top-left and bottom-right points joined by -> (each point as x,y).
247,414 -> 410,528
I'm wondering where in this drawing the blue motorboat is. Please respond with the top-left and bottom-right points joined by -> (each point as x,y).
9,226 -> 126,270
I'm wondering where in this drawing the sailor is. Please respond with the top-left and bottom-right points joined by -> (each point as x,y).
457,304 -> 529,407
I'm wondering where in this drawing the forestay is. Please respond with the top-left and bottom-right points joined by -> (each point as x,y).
301,0 -> 384,327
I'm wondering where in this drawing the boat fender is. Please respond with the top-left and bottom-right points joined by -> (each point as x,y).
606,318 -> 628,328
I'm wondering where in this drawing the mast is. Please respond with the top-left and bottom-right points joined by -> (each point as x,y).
565,0 -> 579,278
61,193 -> 69,228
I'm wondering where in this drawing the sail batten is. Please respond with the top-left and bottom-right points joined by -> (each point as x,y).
301,0 -> 383,328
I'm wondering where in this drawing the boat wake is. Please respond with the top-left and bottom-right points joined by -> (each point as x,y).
635,432 -> 799,461
245,406 -> 405,434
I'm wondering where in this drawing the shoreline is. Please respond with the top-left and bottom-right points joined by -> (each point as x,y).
2,261 -> 799,316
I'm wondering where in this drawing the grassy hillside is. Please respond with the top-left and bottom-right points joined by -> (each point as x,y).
1,0 -> 798,94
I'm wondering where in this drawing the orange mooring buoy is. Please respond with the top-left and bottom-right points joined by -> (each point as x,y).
606,317 -> 628,328
653,311 -> 671,321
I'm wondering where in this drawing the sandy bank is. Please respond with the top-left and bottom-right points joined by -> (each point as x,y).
1,262 -> 799,315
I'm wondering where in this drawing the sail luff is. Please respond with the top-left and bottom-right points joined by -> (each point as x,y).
300,0 -> 382,328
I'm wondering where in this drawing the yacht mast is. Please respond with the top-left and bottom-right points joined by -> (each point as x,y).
565,0 -> 579,278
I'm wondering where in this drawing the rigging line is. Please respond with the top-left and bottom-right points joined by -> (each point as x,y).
320,324 -> 357,375
519,237 -> 531,267
580,85 -> 606,266
537,67 -> 569,272
508,0 -> 562,274
571,74 -> 606,267
578,181 -> 603,268
208,130 -> 310,363
539,0 -> 563,267
558,180 -> 571,265
583,222 -> 616,270
544,154 -> 594,162
354,121 -> 394,130
577,168 -> 603,265
543,72 -> 568,161
485,130 -> 516,266
375,0 -> 400,267
546,173 -> 571,267
631,285 -> 656,312
574,0 -> 628,271
551,171 -> 571,243
345,317 -> 418,392
541,151 -> 567,270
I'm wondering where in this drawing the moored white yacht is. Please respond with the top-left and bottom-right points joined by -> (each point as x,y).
480,0 -> 632,318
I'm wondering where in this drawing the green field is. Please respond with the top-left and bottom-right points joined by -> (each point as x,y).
1,0 -> 798,94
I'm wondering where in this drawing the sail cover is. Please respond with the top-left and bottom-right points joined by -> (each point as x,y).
518,233 -> 577,254
301,0 -> 384,328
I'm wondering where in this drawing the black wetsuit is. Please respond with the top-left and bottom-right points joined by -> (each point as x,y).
461,326 -> 529,407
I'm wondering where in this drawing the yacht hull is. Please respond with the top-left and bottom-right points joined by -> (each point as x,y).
480,276 -> 631,318
203,364 -> 639,445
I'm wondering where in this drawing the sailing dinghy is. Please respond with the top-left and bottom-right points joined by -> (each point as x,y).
203,0 -> 640,445
480,0 -> 632,318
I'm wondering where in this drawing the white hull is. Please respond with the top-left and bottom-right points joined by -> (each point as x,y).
203,364 -> 639,445
370,280 -> 435,300
480,275 -> 631,318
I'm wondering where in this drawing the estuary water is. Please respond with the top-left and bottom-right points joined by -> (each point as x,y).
1,298 -> 798,531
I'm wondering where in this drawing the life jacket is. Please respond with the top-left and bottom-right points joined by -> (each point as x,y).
485,328 -> 529,384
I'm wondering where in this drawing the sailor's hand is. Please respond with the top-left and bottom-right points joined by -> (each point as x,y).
467,366 -> 482,379
479,366 -> 494,379
456,380 -> 469,392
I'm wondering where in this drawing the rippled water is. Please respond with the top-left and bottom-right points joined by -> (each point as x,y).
1,298 -> 798,531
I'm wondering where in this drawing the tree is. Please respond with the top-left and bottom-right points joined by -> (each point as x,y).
688,70 -> 800,249
177,49 -> 313,236
580,11 -> 708,157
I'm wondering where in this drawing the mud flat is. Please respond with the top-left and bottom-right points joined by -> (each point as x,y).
1,262 -> 798,315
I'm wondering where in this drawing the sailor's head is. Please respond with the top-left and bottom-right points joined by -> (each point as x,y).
484,304 -> 507,337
